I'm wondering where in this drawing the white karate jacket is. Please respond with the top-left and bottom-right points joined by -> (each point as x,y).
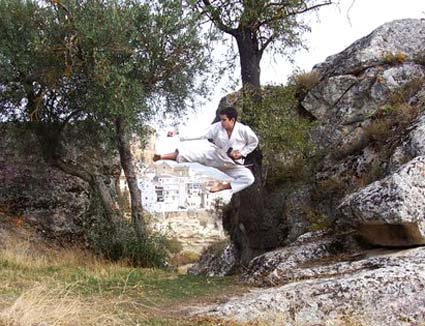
179,121 -> 259,165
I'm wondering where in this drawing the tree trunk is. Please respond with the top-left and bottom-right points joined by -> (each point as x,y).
115,116 -> 146,242
226,29 -> 267,265
235,29 -> 262,90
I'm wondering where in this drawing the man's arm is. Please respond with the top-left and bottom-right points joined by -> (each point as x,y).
176,123 -> 217,142
239,125 -> 259,158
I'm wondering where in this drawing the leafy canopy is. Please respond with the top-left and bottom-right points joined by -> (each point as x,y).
0,0 -> 210,133
191,0 -> 333,58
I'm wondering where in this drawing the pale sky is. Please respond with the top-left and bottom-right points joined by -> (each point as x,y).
156,0 -> 425,152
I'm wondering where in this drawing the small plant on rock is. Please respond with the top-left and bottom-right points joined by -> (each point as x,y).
382,52 -> 408,65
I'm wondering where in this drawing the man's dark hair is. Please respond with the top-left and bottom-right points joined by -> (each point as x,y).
219,106 -> 238,121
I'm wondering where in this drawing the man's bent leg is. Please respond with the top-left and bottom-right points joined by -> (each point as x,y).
208,181 -> 231,193
223,166 -> 255,193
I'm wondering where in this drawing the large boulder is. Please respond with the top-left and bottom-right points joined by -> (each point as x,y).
240,231 -> 363,286
188,232 -> 425,325
339,156 -> 425,246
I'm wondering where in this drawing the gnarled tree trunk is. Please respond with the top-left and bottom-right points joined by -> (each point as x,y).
115,116 -> 146,242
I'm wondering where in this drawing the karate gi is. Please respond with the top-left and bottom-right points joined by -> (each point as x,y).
176,121 -> 259,193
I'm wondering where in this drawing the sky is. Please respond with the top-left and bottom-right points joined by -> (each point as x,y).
155,0 -> 425,153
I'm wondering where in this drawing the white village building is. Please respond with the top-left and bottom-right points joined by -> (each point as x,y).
138,161 -> 230,213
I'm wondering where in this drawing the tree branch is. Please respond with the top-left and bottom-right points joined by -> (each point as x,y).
259,1 -> 333,28
259,33 -> 278,54
201,0 -> 238,35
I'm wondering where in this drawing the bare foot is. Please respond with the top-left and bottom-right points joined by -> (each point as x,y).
208,182 -> 231,193
153,154 -> 161,162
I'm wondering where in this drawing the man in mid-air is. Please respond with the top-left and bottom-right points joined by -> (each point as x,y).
153,107 -> 259,193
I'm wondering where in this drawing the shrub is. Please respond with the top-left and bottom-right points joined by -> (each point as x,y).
312,176 -> 349,203
363,117 -> 393,142
382,52 -> 408,65
86,218 -> 169,268
288,69 -> 321,100
305,209 -> 332,231
389,77 -> 425,105
165,237 -> 184,254
84,191 -> 169,268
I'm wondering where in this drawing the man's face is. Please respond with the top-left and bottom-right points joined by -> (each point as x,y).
219,114 -> 235,130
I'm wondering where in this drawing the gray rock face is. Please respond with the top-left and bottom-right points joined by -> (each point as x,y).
0,125 -> 118,241
240,231 -> 363,286
339,156 -> 425,246
314,19 -> 425,77
188,242 -> 238,276
189,232 -> 425,325
303,19 -> 425,156
296,19 -> 425,247
0,128 -> 91,238
389,113 -> 425,171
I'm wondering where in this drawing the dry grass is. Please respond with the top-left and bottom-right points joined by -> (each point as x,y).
0,285 -> 124,326
0,224 -> 245,326
382,51 -> 408,65
289,70 -> 321,99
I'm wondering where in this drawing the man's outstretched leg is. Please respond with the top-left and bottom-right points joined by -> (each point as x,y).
153,150 -> 178,162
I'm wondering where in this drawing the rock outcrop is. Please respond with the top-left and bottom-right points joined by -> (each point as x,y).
0,126 -> 92,240
189,232 -> 425,325
303,19 -> 425,156
188,242 -> 238,276
212,19 -> 425,259
190,18 -> 425,325
339,156 -> 425,246
300,19 -> 425,242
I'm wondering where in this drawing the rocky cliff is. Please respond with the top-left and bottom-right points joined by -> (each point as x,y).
0,126 -> 94,241
189,19 -> 425,325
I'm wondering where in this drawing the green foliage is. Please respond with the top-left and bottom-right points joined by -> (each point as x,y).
191,0 -> 333,91
192,0 -> 332,56
305,209 -> 332,232
87,215 -> 170,268
242,85 -> 316,186
84,189 -> 168,268
0,0 -> 210,135
0,1 -> 212,268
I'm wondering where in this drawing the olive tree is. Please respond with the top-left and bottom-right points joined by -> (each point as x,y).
0,0 -> 210,245
192,0 -> 333,90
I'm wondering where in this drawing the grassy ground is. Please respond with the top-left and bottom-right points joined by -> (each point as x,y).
0,218 -> 251,325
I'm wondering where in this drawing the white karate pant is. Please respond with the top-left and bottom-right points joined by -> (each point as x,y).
176,142 -> 255,193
